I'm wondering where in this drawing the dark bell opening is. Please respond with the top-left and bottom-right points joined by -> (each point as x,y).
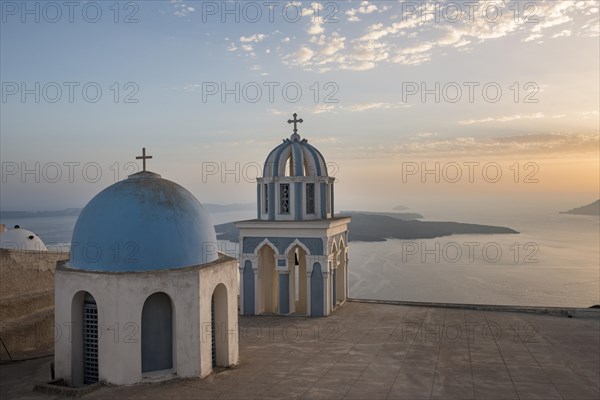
28,235 -> 35,240
14,225 -> 20,229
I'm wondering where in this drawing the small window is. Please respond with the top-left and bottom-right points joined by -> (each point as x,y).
264,184 -> 268,213
280,184 -> 290,214
306,183 -> 315,214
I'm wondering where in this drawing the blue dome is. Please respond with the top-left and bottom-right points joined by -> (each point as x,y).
263,134 -> 328,177
69,171 -> 218,272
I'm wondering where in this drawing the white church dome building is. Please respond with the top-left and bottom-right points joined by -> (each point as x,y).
0,225 -> 48,251
54,150 -> 239,387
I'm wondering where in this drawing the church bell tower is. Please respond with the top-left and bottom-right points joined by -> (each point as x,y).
236,114 -> 351,317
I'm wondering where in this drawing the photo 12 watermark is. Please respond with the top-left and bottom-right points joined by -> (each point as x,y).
401,82 -> 540,104
200,161 -> 341,184
1,1 -> 140,24
1,82 -> 140,104
400,241 -> 540,265
401,162 -> 540,184
197,81 -> 339,104
198,1 -> 339,24
1,161 -> 144,184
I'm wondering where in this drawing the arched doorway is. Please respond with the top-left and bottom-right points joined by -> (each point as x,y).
336,241 -> 346,305
141,292 -> 173,373
211,284 -> 229,368
258,244 -> 277,314
331,242 -> 338,308
310,262 -> 324,317
287,245 -> 308,314
242,260 -> 255,315
71,291 -> 98,387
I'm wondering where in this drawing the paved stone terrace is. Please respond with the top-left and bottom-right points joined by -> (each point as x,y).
2,301 -> 599,399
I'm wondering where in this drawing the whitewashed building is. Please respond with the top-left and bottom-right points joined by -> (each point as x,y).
236,114 -> 351,317
54,151 -> 239,387
0,225 -> 48,251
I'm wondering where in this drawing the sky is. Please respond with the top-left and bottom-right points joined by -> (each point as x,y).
1,0 -> 599,214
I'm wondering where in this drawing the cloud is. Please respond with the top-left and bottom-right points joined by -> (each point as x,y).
308,23 -> 325,35
240,44 -> 254,52
552,29 -> 572,38
240,34 -> 267,43
458,113 -> 546,125
311,136 -> 338,144
278,1 -> 596,72
295,47 -> 315,63
312,104 -> 336,114
267,102 -> 411,116
303,2 -> 325,35
344,61 -> 376,71
524,33 -> 543,42
171,0 -> 195,17
317,33 -> 346,56
342,102 -> 410,112
346,1 -> 379,22
342,133 -> 599,159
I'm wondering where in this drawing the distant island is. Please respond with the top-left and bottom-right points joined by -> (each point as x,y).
560,200 -> 600,216
216,211 -> 518,243
340,210 -> 424,220
0,208 -> 82,219
0,203 -> 256,220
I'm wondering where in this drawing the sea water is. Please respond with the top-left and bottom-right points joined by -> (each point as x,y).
2,210 -> 598,307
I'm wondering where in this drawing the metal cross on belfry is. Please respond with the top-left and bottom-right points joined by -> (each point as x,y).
136,147 -> 152,171
287,113 -> 303,135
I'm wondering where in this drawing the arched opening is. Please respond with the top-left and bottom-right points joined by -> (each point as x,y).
242,260 -> 255,315
211,283 -> 229,368
310,262 -> 324,317
336,242 -> 346,305
287,245 -> 308,314
70,291 -> 98,387
141,292 -> 173,374
258,244 -> 278,314
331,242 -> 338,308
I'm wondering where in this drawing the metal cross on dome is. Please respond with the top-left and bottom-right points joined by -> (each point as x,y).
136,147 -> 153,171
287,113 -> 303,135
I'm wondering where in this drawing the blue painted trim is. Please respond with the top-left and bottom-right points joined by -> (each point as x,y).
268,183 -> 275,220
330,183 -> 334,216
263,141 -> 286,176
304,143 -> 322,176
310,263 -> 324,317
312,145 -> 327,173
243,260 -> 255,315
320,182 -> 327,219
256,184 -> 261,219
291,142 -> 304,176
272,140 -> 290,177
294,182 -> 302,220
278,273 -> 289,314
332,268 -> 337,306
243,237 -> 323,255
277,259 -> 286,267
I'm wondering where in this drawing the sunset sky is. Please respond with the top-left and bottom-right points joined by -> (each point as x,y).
1,0 -> 598,213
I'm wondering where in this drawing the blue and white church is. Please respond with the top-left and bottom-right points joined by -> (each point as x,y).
54,149 -> 239,387
236,114 -> 351,317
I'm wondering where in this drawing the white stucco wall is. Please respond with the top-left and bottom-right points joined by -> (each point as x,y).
54,254 -> 239,386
